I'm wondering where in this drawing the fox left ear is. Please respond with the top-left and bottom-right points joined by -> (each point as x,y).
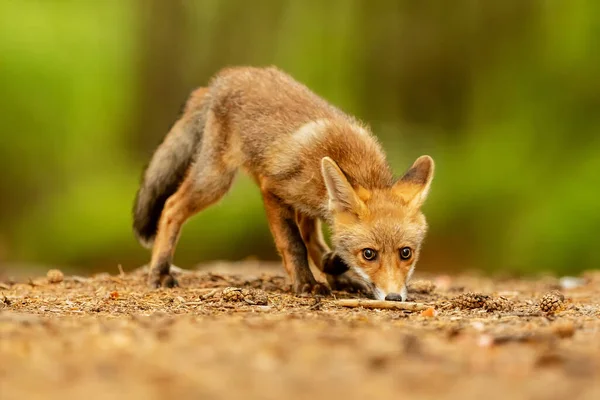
321,157 -> 365,216
393,155 -> 435,208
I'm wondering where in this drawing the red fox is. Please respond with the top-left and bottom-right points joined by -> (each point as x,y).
133,66 -> 434,301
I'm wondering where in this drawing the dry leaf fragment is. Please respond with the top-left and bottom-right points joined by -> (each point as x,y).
420,307 -> 436,317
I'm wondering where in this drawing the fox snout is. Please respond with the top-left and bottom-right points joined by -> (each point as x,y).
376,274 -> 409,302
348,263 -> 411,302
363,279 -> 408,302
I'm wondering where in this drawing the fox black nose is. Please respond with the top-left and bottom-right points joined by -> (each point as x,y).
385,293 -> 404,302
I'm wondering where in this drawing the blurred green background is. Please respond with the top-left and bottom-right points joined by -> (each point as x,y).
1,1 -> 598,277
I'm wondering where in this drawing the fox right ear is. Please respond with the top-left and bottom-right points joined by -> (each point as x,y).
393,155 -> 435,208
321,157 -> 365,215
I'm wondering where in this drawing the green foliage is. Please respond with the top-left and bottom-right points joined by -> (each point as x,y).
0,1 -> 598,275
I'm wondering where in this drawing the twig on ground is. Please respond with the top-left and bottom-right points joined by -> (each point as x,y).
334,299 -> 430,311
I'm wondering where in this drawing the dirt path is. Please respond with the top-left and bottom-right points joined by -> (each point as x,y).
1,262 -> 600,400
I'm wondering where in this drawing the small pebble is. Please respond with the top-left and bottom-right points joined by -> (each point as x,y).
46,269 -> 64,284
478,334 -> 495,348
559,276 -> 585,290
471,321 -> 486,332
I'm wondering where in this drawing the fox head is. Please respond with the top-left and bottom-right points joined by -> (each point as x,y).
321,155 -> 434,301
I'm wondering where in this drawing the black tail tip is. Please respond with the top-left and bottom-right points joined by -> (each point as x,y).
133,225 -> 155,249
132,189 -> 160,249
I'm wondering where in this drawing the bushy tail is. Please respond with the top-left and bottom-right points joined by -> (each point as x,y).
133,88 -> 209,248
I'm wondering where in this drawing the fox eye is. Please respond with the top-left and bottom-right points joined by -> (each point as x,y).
400,247 -> 412,260
362,248 -> 378,261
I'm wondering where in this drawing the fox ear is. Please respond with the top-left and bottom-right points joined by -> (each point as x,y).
321,157 -> 365,215
393,155 -> 435,208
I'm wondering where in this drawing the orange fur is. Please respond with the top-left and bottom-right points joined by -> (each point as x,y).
134,66 -> 435,299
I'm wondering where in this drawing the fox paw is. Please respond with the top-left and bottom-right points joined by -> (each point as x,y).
147,272 -> 179,289
322,252 -> 350,275
295,282 -> 331,297
327,270 -> 370,294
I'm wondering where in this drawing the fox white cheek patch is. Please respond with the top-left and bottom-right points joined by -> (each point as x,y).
352,266 -> 385,300
373,287 -> 386,301
400,263 -> 416,300
400,285 -> 408,301
406,263 -> 416,282
352,265 -> 371,285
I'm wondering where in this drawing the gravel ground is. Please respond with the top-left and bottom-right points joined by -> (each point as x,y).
1,262 -> 600,400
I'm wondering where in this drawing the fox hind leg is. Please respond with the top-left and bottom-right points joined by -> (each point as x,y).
148,167 -> 236,288
148,111 -> 238,288
148,176 -> 195,288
